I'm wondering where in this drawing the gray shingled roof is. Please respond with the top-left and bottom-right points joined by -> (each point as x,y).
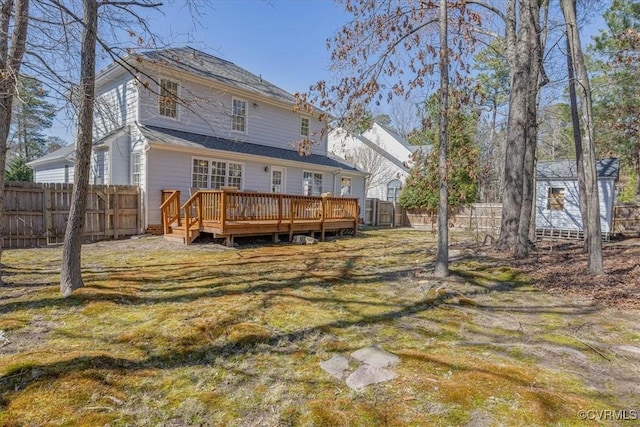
536,158 -> 620,179
140,47 -> 297,106
140,125 -> 362,172
26,143 -> 75,166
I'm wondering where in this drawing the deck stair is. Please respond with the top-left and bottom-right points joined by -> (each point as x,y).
160,189 -> 359,246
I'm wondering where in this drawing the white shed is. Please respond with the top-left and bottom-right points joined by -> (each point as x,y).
535,158 -> 620,237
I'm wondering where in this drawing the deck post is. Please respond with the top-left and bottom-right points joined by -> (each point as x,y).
320,196 -> 327,241
221,190 -> 227,234
277,195 -> 283,231
289,198 -> 295,241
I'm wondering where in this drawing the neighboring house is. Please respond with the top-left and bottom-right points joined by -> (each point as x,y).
535,158 -> 620,236
28,47 -> 367,232
328,122 -> 425,202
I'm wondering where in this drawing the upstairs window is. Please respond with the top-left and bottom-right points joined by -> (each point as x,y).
159,79 -> 178,118
547,187 -> 565,211
300,116 -> 310,137
232,98 -> 247,132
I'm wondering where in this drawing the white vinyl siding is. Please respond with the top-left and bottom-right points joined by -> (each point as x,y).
94,76 -> 137,140
159,79 -> 179,118
535,179 -> 616,233
232,98 -> 247,133
137,77 -> 328,155
192,157 -> 243,190
33,161 -> 75,184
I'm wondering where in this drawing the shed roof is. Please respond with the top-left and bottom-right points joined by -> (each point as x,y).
536,158 -> 620,180
140,125 -> 363,173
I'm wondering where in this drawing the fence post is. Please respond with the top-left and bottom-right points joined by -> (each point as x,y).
113,186 -> 119,239
44,185 -> 52,244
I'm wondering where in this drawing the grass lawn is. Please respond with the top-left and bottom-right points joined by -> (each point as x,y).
1,228 -> 638,426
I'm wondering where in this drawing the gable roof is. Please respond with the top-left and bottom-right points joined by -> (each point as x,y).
26,144 -> 75,167
139,46 -> 297,106
140,125 -> 363,173
536,158 -> 620,180
371,122 -> 422,153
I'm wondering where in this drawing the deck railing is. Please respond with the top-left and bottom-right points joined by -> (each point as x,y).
160,190 -> 181,234
161,189 -> 359,239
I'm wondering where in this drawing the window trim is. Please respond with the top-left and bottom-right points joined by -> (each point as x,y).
158,77 -> 180,120
231,97 -> 248,133
131,151 -> 142,186
340,176 -> 352,196
191,156 -> 244,190
271,166 -> 286,194
387,179 -> 402,203
547,186 -> 565,211
302,170 -> 323,196
300,116 -> 310,138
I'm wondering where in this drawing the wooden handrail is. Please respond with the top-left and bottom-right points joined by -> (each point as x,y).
160,190 -> 181,234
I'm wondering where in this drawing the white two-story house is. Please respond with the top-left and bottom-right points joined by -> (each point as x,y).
29,47 -> 367,234
329,122 -> 427,202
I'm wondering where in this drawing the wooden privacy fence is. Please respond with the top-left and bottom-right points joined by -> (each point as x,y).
365,199 -> 397,226
2,182 -> 141,248
405,203 -> 503,235
613,205 -> 640,236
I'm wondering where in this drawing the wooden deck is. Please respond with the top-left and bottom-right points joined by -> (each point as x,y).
160,189 -> 359,245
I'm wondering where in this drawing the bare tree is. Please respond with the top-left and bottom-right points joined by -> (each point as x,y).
0,0 -> 30,275
298,1 -> 480,275
434,0 -> 449,277
560,0 -> 603,274
59,0 -> 98,296
350,144 -> 397,197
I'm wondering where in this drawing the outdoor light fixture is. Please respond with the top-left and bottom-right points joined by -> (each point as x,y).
264,166 -> 269,172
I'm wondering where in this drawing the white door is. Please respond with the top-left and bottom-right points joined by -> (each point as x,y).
271,166 -> 285,193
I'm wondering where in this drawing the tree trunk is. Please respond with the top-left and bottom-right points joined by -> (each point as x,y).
497,0 -> 528,251
0,0 -> 29,276
566,23 -> 589,252
560,0 -> 604,275
516,0 -> 545,258
60,0 -> 98,296
434,0 -> 449,277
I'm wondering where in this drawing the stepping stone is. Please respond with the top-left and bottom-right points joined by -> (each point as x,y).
320,355 -> 350,380
345,365 -> 398,390
351,346 -> 400,368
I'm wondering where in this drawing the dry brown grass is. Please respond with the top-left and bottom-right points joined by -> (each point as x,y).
1,229 -> 639,426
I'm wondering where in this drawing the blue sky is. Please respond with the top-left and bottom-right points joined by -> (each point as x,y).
49,0 -> 611,142
51,0 -> 352,140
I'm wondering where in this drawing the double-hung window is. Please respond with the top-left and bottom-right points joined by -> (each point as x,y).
159,79 -> 179,118
131,152 -> 141,185
303,171 -> 323,196
192,158 -> 243,190
232,98 -> 247,132
300,116 -> 310,137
